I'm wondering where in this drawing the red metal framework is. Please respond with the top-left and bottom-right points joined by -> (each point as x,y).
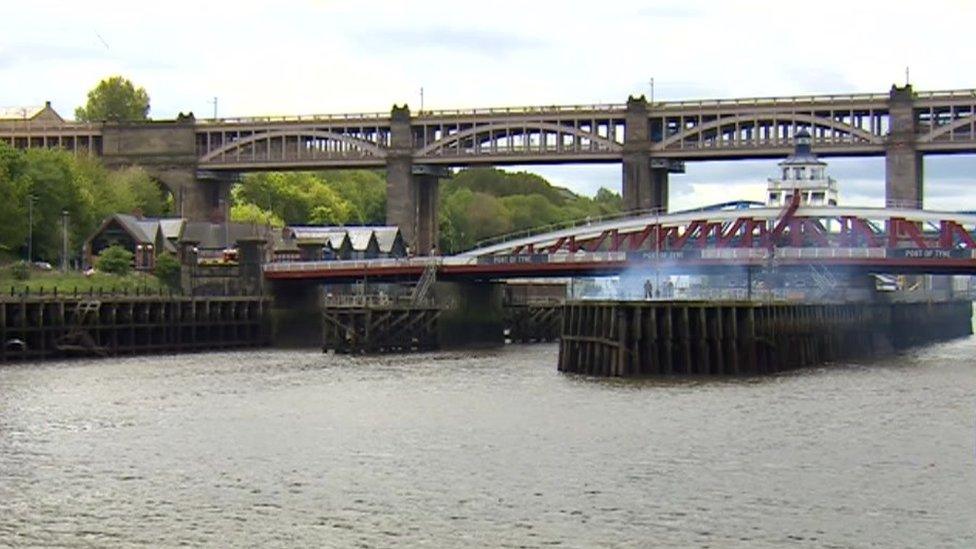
493,201 -> 976,257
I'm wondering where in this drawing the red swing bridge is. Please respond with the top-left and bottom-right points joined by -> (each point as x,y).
263,197 -> 976,283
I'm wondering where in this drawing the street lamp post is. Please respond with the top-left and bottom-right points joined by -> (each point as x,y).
61,209 -> 69,272
27,194 -> 36,265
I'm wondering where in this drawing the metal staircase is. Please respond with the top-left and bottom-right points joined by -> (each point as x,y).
56,300 -> 107,355
808,264 -> 838,298
410,263 -> 438,305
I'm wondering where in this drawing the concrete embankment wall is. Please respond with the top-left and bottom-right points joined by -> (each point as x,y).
0,296 -> 270,363
558,300 -> 973,376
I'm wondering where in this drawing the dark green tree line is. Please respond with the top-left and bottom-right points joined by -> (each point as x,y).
0,142 -> 170,262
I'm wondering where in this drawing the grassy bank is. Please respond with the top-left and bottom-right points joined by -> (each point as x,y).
0,269 -> 168,296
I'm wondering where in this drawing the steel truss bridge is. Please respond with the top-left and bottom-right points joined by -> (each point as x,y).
4,88 -> 976,169
263,200 -> 976,282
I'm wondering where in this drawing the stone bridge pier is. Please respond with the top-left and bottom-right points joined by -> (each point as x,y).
886,84 -> 924,209
386,105 -> 449,255
101,114 -> 229,221
622,95 -> 683,213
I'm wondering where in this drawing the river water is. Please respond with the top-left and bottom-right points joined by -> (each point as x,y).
1,339 -> 975,547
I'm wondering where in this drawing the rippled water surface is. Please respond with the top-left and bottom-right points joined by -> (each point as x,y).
2,339 -> 975,547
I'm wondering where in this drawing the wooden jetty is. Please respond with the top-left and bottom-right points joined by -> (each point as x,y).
322,295 -> 440,353
558,300 -> 973,376
1,295 -> 270,363
504,302 -> 562,343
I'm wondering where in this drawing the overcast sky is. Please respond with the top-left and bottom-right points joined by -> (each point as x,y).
2,0 -> 975,210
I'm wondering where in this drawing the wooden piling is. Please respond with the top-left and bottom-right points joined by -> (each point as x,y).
557,299 -> 974,377
0,295 -> 270,363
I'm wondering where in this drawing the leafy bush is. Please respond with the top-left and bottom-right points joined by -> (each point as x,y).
9,261 -> 30,280
96,245 -> 134,276
153,252 -> 181,290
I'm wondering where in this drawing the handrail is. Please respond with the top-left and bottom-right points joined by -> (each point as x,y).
469,208 -> 665,251
262,246 -> 962,277
0,122 -> 101,132
197,111 -> 389,124
191,89 -> 976,124
5,89 -> 975,133
416,103 -> 626,118
468,201 -> 768,251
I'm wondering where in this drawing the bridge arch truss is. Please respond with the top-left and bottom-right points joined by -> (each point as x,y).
411,110 -> 626,164
195,120 -> 392,169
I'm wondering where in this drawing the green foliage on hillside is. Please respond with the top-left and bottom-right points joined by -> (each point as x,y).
0,142 -> 171,262
229,166 -> 622,253
231,170 -> 386,227
438,168 -> 622,252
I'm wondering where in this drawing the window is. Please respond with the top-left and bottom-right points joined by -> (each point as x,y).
769,192 -> 779,203
793,167 -> 804,179
782,168 -> 789,179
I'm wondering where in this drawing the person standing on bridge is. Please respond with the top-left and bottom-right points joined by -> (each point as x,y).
644,280 -> 653,300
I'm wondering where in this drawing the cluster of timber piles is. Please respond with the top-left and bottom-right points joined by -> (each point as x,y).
322,301 -> 440,353
558,300 -> 973,376
0,296 -> 270,362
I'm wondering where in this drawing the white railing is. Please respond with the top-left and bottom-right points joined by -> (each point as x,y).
653,92 -> 891,110
773,247 -> 886,259
0,122 -> 101,134
700,249 -> 769,260
914,89 -> 976,99
264,247 -> 924,276
197,111 -> 389,125
417,103 -> 626,118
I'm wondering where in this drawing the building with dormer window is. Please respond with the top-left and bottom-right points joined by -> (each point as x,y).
766,129 -> 838,207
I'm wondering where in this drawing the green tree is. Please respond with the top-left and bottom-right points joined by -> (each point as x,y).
319,170 -> 387,224
20,148 -> 89,262
230,202 -> 284,227
234,171 -> 357,226
75,76 -> 150,122
306,183 -> 353,225
112,167 -> 169,216
500,194 -> 562,232
593,187 -> 623,214
153,253 -> 181,290
439,189 -> 512,252
0,143 -> 28,254
96,245 -> 133,275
